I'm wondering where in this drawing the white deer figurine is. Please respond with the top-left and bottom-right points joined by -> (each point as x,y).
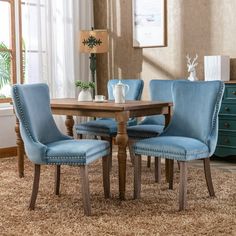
186,54 -> 198,81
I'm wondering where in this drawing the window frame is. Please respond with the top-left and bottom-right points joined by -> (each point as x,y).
0,0 -> 23,103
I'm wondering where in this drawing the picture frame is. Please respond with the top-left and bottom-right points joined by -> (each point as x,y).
132,0 -> 167,48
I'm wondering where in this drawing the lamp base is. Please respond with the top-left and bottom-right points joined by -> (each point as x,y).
90,53 -> 96,96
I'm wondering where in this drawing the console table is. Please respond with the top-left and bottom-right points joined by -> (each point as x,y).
215,81 -> 236,157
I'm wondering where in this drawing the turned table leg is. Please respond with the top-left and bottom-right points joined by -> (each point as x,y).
115,111 -> 129,200
65,115 -> 74,137
15,117 -> 25,178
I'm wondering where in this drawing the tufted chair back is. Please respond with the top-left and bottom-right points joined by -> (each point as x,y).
140,80 -> 175,126
162,80 -> 225,155
12,83 -> 70,163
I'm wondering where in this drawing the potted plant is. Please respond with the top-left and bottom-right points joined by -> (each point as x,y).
75,80 -> 95,101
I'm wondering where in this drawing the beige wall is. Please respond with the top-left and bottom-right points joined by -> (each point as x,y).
94,0 -> 236,99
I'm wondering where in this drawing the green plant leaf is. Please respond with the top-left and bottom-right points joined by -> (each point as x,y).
0,42 -> 11,90
75,80 -> 95,90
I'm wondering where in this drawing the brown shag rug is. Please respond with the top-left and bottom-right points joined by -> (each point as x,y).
0,154 -> 236,236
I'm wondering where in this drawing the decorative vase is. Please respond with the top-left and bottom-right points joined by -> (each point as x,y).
78,89 -> 92,101
204,55 -> 230,81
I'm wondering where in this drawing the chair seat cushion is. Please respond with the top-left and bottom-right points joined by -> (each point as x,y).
46,139 -> 110,165
139,115 -> 165,126
127,125 -> 164,139
75,118 -> 137,137
133,136 -> 209,161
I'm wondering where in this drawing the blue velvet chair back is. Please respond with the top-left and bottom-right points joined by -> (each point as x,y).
141,80 -> 175,125
162,81 -> 225,155
150,79 -> 174,102
107,79 -> 144,100
12,84 -> 70,163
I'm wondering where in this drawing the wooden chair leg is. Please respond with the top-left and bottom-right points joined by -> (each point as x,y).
29,164 -> 41,210
102,155 -> 110,198
179,161 -> 187,211
77,134 -> 83,139
134,154 -> 141,199
203,158 -> 215,197
54,165 -> 60,195
79,166 -> 91,216
165,159 -> 170,183
128,139 -> 135,166
101,137 -> 113,170
109,137 -> 113,170
177,161 -> 180,170
147,156 -> 151,168
155,157 -> 161,183
169,159 -> 174,189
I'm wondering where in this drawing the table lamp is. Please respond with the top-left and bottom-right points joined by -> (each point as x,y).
79,29 -> 108,94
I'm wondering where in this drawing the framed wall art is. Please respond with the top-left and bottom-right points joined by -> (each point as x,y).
132,0 -> 167,48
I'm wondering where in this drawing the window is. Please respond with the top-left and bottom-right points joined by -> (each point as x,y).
0,0 -> 17,103
21,0 -> 47,84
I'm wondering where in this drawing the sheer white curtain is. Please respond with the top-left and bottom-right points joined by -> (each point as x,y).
22,0 -> 93,132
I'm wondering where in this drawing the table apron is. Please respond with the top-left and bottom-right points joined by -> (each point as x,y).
51,109 -> 116,118
129,107 -> 169,117
51,106 -> 169,118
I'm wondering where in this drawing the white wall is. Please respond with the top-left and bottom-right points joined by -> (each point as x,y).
0,106 -> 16,148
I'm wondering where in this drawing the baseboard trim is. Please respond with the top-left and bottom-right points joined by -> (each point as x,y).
0,146 -> 17,158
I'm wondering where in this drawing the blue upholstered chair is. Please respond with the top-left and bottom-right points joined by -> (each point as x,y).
75,79 -> 144,166
127,80 -> 174,176
12,83 -> 110,216
132,81 -> 225,210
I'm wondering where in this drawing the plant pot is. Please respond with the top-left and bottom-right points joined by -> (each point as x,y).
78,90 -> 92,101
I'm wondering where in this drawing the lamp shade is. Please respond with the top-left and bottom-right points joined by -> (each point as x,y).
79,29 -> 108,54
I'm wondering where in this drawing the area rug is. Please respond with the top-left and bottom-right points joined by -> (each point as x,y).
0,155 -> 235,236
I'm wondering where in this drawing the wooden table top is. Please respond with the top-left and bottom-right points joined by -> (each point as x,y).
50,99 -> 172,112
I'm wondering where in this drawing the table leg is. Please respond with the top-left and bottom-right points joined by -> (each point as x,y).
65,115 -> 74,137
15,117 -> 25,178
115,111 -> 129,200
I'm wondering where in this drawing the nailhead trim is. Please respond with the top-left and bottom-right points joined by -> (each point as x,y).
134,147 -> 209,161
13,86 -> 35,142
134,146 -> 208,155
48,162 -> 86,166
46,147 -> 110,165
206,82 -> 225,154
48,156 -> 85,159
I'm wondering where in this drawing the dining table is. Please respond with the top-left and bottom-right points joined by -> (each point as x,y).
15,99 -> 172,200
